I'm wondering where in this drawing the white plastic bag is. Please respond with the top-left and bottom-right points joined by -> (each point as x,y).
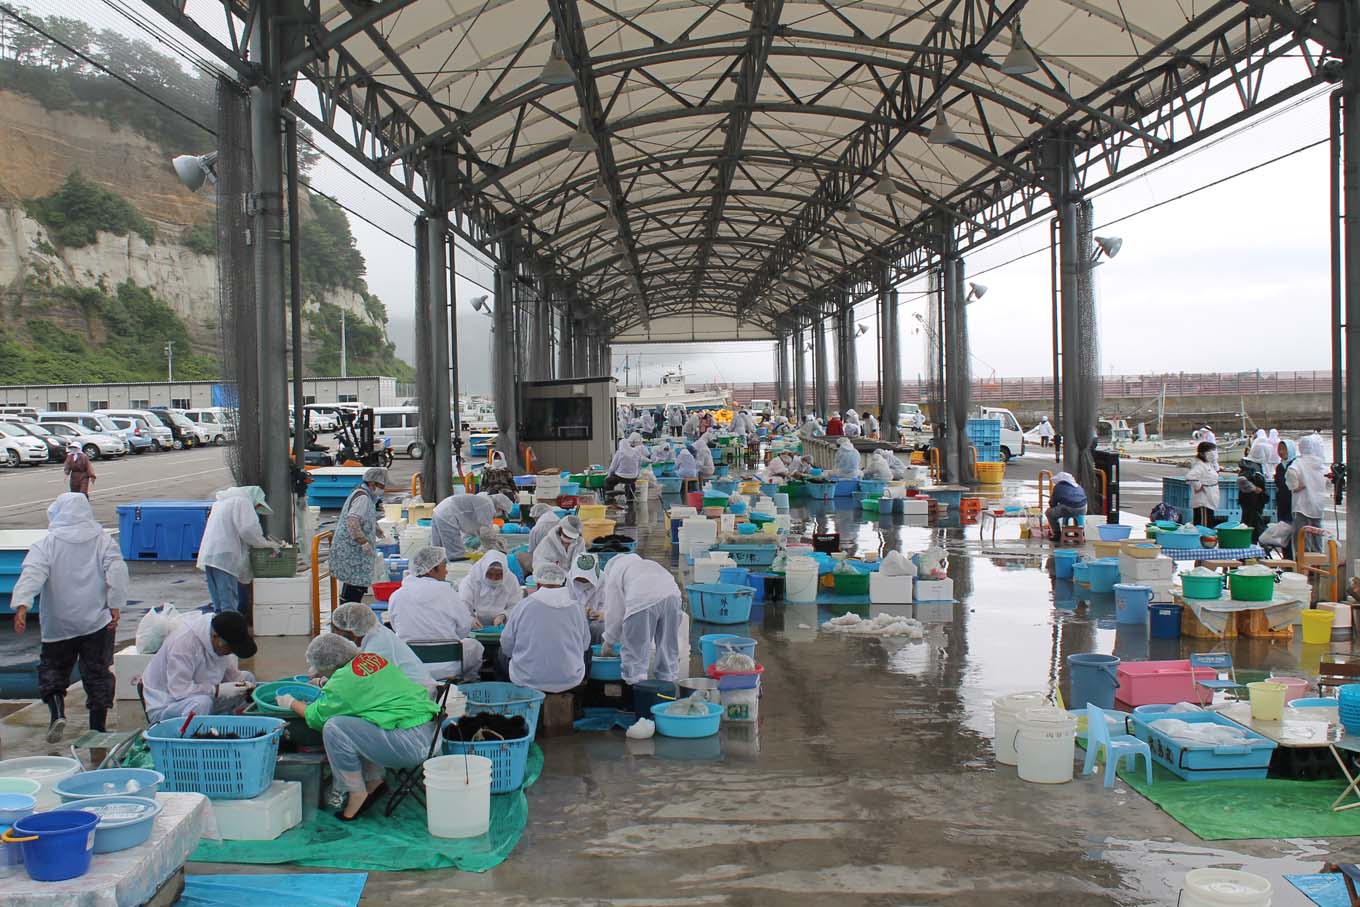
134,604 -> 182,655
1260,522 -> 1293,548
626,717 -> 656,739
880,551 -> 917,577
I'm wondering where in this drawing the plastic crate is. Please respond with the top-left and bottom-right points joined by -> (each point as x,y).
116,501 -> 213,561
440,727 -> 533,793
1115,660 -> 1220,706
460,682 -> 546,730
1161,477 -> 1191,512
145,715 -> 285,799
305,469 -> 367,509
249,545 -> 298,578
1129,711 -> 1277,781
965,418 -> 1002,443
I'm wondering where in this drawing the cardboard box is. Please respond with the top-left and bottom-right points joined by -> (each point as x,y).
114,645 -> 153,701
914,578 -> 954,601
210,780 -> 302,840
869,572 -> 914,604
254,602 -> 311,636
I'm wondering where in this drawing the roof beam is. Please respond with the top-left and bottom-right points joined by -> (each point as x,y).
282,0 -> 422,74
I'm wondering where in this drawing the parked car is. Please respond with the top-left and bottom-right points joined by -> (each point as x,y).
95,409 -> 176,450
107,416 -> 156,454
181,407 -> 237,445
0,422 -> 49,466
150,407 -> 213,447
0,405 -> 39,420
1,419 -> 67,461
372,406 -> 423,458
39,422 -> 127,459
37,411 -> 128,438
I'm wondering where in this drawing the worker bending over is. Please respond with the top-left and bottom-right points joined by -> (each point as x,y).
198,485 -> 281,614
533,514 -> 583,576
430,491 -> 514,560
598,554 -> 682,687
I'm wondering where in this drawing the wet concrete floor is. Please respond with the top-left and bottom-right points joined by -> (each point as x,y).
1,460 -> 1355,904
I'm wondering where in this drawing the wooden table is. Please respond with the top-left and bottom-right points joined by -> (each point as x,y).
1171,590 -> 1305,637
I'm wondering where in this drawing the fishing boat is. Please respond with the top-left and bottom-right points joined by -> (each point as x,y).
621,369 -> 731,410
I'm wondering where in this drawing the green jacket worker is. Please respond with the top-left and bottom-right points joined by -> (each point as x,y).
276,633 -> 438,821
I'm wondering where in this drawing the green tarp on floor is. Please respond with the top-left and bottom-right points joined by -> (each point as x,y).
1119,762 -> 1360,841
191,745 -> 542,872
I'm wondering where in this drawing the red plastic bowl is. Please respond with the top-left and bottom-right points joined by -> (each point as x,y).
372,581 -> 400,602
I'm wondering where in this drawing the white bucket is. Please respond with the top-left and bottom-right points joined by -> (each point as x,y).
992,692 -> 1049,765
1180,869 -> 1272,907
785,557 -> 819,603
1320,601 -> 1352,629
1014,707 -> 1076,784
425,755 -> 492,839
399,524 -> 432,556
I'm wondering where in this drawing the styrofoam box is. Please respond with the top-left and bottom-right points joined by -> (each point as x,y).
210,780 -> 302,840
254,602 -> 311,636
253,571 -> 313,607
1118,555 -> 1175,583
720,685 -> 759,723
900,498 -> 930,516
870,572 -> 914,604
915,578 -> 954,601
114,645 -> 153,701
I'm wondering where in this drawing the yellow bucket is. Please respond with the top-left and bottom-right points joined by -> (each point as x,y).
578,504 -> 607,521
975,461 -> 1005,485
581,518 -> 616,544
383,503 -> 405,522
407,502 -> 435,523
738,481 -> 761,495
1301,609 -> 1335,645
1247,681 -> 1286,721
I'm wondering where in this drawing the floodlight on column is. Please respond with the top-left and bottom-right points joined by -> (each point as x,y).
171,151 -> 218,191
1094,235 -> 1123,259
844,204 -> 865,226
587,180 -> 610,202
818,234 -> 836,251
966,282 -> 987,302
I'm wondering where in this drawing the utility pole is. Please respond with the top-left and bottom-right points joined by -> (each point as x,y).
339,308 -> 347,378
165,341 -> 174,383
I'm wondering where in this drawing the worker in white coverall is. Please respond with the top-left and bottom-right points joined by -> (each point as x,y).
598,553 -> 682,686
430,492 -> 513,559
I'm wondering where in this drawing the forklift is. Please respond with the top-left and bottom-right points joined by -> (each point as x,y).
335,407 -> 394,468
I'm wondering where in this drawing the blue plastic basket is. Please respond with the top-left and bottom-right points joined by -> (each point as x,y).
687,582 -> 754,624
144,715 -> 285,799
440,726 -> 534,793
658,476 -> 683,494
460,682 -> 546,730
1339,685 -> 1360,735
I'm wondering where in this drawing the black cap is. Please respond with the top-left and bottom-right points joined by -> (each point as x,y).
211,611 -> 257,659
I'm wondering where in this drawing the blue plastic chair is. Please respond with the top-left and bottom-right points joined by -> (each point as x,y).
1190,651 -> 1249,706
1083,703 -> 1152,788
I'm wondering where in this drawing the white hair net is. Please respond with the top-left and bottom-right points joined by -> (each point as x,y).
331,602 -> 379,635
363,467 -> 390,485
559,514 -> 582,539
306,633 -> 359,675
410,545 -> 446,576
530,503 -> 553,519
535,562 -> 568,586
490,493 -> 514,513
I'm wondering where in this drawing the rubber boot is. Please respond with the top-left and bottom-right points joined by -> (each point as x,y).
45,694 -> 66,743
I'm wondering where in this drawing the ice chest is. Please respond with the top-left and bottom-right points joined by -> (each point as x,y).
1115,659 -> 1220,707
1129,711 -> 1277,781
116,500 -> 213,561
209,779 -> 302,839
114,646 -> 152,701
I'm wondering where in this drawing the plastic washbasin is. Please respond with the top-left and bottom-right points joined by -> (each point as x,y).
1097,524 -> 1132,542
687,583 -> 754,624
53,768 -> 164,803
1228,572 -> 1274,602
1180,573 -> 1223,600
1216,527 -> 1253,549
252,681 -> 322,717
67,795 -> 163,853
651,700 -> 723,738
589,644 -> 623,681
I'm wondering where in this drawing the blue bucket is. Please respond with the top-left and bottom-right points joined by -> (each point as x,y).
1053,549 -> 1080,579
746,572 -> 767,602
699,633 -> 755,670
718,566 -> 750,586
1149,603 -> 1183,639
0,793 -> 35,825
3,809 -> 98,881
1088,557 -> 1121,594
1113,584 -> 1153,625
1067,653 -> 1120,710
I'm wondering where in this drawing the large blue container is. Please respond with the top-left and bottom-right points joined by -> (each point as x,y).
1087,557 -> 1121,594
304,469 -> 367,509
834,478 -> 860,497
699,633 -> 756,669
1067,653 -> 1120,710
0,540 -> 40,615
1149,603 -> 1183,639
1113,583 -> 1153,625
1053,549 -> 1080,579
1129,711 -> 1277,781
116,500 -> 213,561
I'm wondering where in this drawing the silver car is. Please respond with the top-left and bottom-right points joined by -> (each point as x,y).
0,422 -> 49,466
41,422 -> 128,459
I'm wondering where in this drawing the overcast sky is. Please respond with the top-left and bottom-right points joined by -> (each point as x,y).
57,2 -> 1335,394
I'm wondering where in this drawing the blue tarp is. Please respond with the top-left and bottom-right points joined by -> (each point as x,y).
178,873 -> 366,907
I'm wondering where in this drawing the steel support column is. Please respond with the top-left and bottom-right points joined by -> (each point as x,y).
793,324 -> 807,422
558,312 -> 575,379
774,334 -> 789,418
493,259 -> 520,470
813,304 -> 830,418
878,263 -> 900,444
426,210 -> 453,499
1343,0 -> 1360,570
836,296 -> 858,415
250,13 -> 292,536
414,217 -> 434,490
447,235 -> 463,469
941,238 -> 972,484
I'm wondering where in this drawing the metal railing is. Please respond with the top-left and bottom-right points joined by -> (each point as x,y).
310,529 -> 337,635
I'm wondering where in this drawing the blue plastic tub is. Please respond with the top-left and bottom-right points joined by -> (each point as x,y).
714,543 -> 779,567
699,633 -> 744,669
1130,711 -> 1277,781
513,475 -> 536,487
0,792 -> 34,825
1149,603 -> 1182,639
834,478 -> 859,497
1073,561 -> 1091,585
1113,584 -> 1153,626
728,502 -> 748,515
53,768 -> 164,803
1053,549 -> 1080,579
746,572 -> 769,602
718,566 -> 750,586
924,487 -> 962,511
1088,557 -> 1121,593
68,795 -> 163,853
687,583 -> 755,624
1098,524 -> 1132,542
759,483 -> 780,497
651,700 -> 723,738
658,476 -> 683,494
589,644 -> 622,681
806,482 -> 836,500
1157,530 -> 1204,550
4,809 -> 98,880
1067,653 -> 1120,710
857,479 -> 888,497
711,479 -> 738,495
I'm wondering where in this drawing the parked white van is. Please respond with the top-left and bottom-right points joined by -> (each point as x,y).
182,407 -> 237,445
372,406 -> 423,458
979,406 -> 1026,462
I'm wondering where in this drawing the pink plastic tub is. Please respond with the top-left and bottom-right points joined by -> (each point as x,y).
1266,676 -> 1309,703
1115,660 -> 1220,707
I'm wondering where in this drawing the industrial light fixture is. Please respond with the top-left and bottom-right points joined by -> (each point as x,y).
1000,21 -> 1040,75
873,173 -> 896,196
854,323 -> 868,336
844,203 -> 865,226
171,151 -> 219,192
614,239 -> 627,256
927,110 -> 959,145
1094,235 -> 1123,260
470,294 -> 493,317
568,123 -> 598,153
818,234 -> 836,251
588,180 -> 610,202
601,211 -> 620,232
538,40 -> 576,85
966,282 -> 987,302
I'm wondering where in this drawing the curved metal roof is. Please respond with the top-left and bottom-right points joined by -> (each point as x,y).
151,0 -> 1332,341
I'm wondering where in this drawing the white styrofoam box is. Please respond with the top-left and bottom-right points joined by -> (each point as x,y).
869,572 -> 914,604
253,571 -> 313,607
114,645 -> 153,701
254,602 -> 312,636
899,498 -> 930,516
211,780 -> 302,840
720,685 -> 759,723
1118,555 -> 1174,583
914,578 -> 954,601
914,602 -> 955,623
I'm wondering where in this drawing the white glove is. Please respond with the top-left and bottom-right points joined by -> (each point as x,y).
267,538 -> 286,550
217,681 -> 252,698
275,693 -> 296,709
